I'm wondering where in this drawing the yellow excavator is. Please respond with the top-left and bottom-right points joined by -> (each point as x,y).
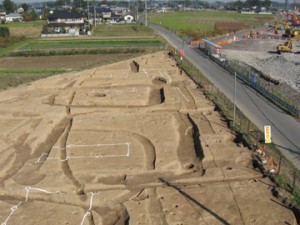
274,21 -> 298,37
277,37 -> 295,54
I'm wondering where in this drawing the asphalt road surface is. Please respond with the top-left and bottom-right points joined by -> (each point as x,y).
150,23 -> 300,169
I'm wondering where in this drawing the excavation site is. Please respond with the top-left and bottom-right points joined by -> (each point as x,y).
0,51 -> 296,225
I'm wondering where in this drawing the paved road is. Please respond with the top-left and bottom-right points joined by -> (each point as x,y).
150,24 -> 300,169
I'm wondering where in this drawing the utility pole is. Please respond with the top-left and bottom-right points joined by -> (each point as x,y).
136,0 -> 138,23
87,0 -> 90,22
94,5 -> 96,27
145,0 -> 148,26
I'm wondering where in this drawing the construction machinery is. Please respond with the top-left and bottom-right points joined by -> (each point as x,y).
286,13 -> 300,26
274,21 -> 298,37
277,37 -> 295,54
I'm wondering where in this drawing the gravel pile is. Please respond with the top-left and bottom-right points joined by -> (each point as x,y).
222,47 -> 300,107
254,54 -> 300,91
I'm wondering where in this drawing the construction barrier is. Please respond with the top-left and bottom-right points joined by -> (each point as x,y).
188,40 -> 204,45
216,38 -> 234,46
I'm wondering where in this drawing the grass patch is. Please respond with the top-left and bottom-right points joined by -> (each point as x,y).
92,24 -> 155,37
0,21 -> 45,38
0,38 -> 30,57
150,11 -> 274,38
0,36 -> 26,48
20,38 -> 162,50
0,69 -> 66,74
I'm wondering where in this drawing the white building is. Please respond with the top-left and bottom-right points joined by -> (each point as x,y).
0,11 -> 6,21
124,14 -> 134,23
6,13 -> 23,22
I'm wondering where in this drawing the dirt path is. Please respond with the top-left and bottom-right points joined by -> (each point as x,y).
0,51 -> 296,224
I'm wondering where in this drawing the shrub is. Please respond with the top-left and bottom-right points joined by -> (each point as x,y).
0,27 -> 10,38
9,48 -> 147,57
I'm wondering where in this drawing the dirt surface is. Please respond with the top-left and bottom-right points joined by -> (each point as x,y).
0,54 -> 142,70
0,51 -> 296,224
222,33 -> 300,105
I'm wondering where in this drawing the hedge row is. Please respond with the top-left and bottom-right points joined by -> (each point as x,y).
9,48 -> 146,57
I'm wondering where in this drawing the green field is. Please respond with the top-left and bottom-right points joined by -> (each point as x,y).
150,11 -> 275,37
92,24 -> 155,37
20,38 -> 162,50
0,21 -> 45,38
0,20 -> 45,28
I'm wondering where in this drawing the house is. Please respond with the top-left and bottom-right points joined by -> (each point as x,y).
45,10 -> 86,36
110,7 -> 128,16
0,11 -> 5,21
5,13 -> 23,22
93,6 -> 112,22
123,14 -> 134,23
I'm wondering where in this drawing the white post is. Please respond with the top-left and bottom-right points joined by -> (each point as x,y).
233,72 -> 237,126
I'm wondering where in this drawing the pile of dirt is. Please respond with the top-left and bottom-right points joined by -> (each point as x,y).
252,54 -> 300,90
222,36 -> 300,106
0,51 -> 296,224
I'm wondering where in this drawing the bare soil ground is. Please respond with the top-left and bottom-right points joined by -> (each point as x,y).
222,32 -> 300,106
0,54 -> 142,70
0,53 -> 149,90
0,51 -> 296,224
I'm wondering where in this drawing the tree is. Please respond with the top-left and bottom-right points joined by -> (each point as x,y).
22,10 -> 37,21
21,3 -> 28,12
73,0 -> 86,8
262,0 -> 272,9
0,27 -> 10,37
3,0 -> 15,13
29,10 -> 37,20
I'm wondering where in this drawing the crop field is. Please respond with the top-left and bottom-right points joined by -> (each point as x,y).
0,21 -> 45,38
0,53 -> 144,90
20,38 -> 162,50
0,23 -> 163,90
150,10 -> 275,36
92,24 -> 156,37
